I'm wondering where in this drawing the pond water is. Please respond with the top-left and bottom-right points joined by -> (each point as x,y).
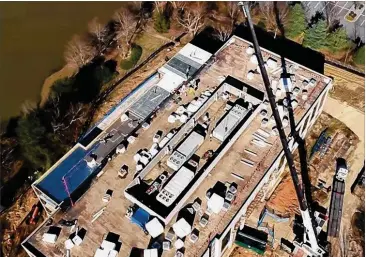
0,2 -> 125,120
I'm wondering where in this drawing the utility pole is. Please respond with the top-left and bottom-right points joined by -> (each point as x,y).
238,2 -> 325,256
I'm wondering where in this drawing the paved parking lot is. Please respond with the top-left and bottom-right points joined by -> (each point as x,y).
303,1 -> 365,41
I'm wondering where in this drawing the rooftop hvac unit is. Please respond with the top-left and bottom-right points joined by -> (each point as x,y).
177,132 -> 205,157
261,118 -> 269,127
250,54 -> 258,64
167,151 -> 186,171
291,99 -> 299,108
271,126 -> 279,136
212,105 -> 248,142
267,57 -> 278,70
156,167 -> 195,207
309,78 -> 317,87
116,144 -> 126,154
260,109 -> 267,117
121,113 -> 129,122
246,46 -> 254,55
85,155 -> 98,168
292,87 -> 301,96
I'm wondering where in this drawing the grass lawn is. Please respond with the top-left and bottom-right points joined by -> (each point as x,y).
134,32 -> 167,61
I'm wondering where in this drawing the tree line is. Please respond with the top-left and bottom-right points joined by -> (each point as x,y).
256,2 -> 364,65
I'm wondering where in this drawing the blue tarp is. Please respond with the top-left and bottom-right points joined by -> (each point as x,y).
131,208 -> 150,229
37,144 -> 99,203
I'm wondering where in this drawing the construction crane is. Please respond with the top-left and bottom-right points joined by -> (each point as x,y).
238,2 -> 326,256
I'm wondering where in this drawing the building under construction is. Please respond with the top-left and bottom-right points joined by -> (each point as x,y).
22,33 -> 332,257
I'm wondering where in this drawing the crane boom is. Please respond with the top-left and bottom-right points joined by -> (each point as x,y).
239,2 -> 325,256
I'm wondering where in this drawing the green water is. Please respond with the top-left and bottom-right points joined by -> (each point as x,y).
0,2 -> 125,121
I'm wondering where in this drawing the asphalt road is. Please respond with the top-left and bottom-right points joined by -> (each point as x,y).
303,1 -> 365,42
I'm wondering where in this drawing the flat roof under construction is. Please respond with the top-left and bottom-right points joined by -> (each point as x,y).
24,35 -> 331,257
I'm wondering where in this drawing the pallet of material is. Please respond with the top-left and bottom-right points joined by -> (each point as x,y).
244,149 -> 257,156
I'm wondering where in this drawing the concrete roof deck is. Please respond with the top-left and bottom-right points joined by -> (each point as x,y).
25,36 -> 330,257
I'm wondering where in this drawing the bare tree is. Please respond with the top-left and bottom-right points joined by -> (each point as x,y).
114,8 -> 137,58
226,2 -> 239,24
0,137 -> 18,177
171,1 -> 187,20
48,96 -> 85,134
323,2 -> 339,29
259,2 -> 288,33
20,100 -> 37,115
154,1 -> 167,14
214,23 -> 233,42
177,2 -> 206,36
170,1 -> 187,11
88,17 -> 107,53
64,35 -> 96,68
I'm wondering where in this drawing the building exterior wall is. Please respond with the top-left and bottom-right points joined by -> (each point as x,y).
200,81 -> 332,257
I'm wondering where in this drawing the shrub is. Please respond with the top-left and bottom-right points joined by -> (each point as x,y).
257,20 -> 266,30
153,12 -> 170,33
326,27 -> 352,53
354,46 -> 365,65
120,44 -> 143,70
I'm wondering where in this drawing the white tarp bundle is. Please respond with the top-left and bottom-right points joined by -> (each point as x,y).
172,218 -> 192,238
207,193 -> 225,214
145,218 -> 164,238
42,232 -> 58,243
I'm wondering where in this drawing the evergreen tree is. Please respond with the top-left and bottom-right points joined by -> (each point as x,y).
16,112 -> 51,170
303,20 -> 328,50
285,4 -> 307,39
354,46 -> 365,65
154,12 -> 170,33
326,27 -> 352,52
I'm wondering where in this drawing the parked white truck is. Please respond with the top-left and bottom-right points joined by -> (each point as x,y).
336,158 -> 348,181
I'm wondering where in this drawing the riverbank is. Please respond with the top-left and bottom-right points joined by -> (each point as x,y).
0,2 -> 127,120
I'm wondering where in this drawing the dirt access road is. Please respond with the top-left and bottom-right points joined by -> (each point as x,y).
323,96 -> 364,256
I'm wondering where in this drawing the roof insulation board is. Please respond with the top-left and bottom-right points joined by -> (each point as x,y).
156,166 -> 195,207
156,70 -> 185,93
178,43 -> 212,64
128,86 -> 170,120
